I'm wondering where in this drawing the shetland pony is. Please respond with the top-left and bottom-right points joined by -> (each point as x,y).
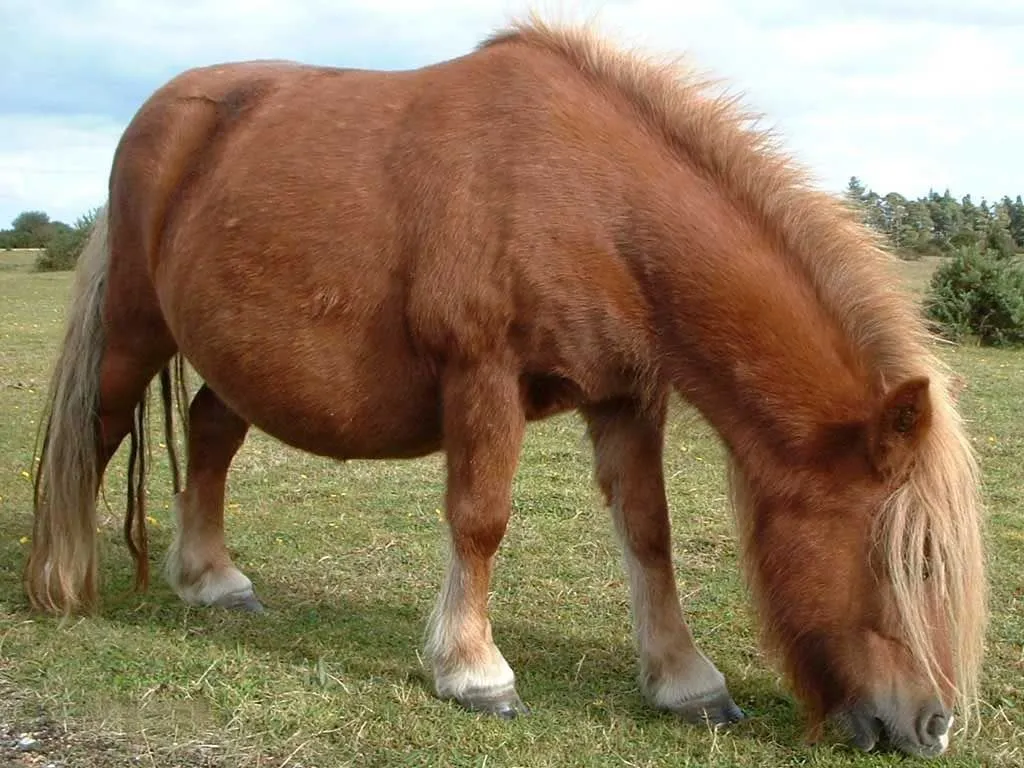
24,16 -> 986,756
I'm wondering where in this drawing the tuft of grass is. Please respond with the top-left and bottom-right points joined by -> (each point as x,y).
0,258 -> 1021,766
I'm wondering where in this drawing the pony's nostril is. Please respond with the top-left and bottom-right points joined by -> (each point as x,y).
917,703 -> 950,747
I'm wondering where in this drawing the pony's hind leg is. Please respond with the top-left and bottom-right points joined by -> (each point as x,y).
425,362 -> 528,718
164,384 -> 261,611
584,398 -> 744,726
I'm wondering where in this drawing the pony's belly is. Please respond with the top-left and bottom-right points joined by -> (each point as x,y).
177,328 -> 443,461
212,365 -> 442,461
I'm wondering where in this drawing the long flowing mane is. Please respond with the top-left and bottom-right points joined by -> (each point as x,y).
482,15 -> 987,723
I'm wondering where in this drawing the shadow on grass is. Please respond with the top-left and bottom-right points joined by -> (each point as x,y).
88,566 -> 807,750
0,525 -> 808,755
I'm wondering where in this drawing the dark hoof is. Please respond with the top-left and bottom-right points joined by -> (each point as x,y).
213,589 -> 265,613
458,686 -> 530,719
669,690 -> 746,726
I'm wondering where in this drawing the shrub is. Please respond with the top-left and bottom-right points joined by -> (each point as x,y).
35,209 -> 98,272
924,246 -> 1024,347
896,249 -> 923,262
984,225 -> 1018,260
904,240 -> 945,259
949,230 -> 977,249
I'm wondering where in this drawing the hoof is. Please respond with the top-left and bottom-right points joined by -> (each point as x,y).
212,588 -> 265,613
667,689 -> 746,726
458,686 -> 530,719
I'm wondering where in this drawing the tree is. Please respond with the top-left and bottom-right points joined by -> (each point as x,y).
837,180 -> 1019,258
903,200 -> 937,254
862,190 -> 887,232
881,192 -> 909,247
985,222 -> 1017,259
11,210 -> 50,234
960,194 -> 982,233
1005,195 -> 1024,249
845,176 -> 867,205
34,208 -> 99,272
1,210 -> 69,249
926,190 -> 963,247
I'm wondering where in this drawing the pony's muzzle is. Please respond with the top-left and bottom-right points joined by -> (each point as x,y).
841,698 -> 953,757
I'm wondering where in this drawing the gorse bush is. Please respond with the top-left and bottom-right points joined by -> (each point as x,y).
35,229 -> 86,272
34,209 -> 98,272
924,246 -> 1024,347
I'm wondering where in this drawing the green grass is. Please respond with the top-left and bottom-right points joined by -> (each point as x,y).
896,255 -> 946,296
0,248 -> 42,273
0,256 -> 1021,767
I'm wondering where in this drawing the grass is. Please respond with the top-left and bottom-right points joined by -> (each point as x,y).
0,249 -> 41,273
0,250 -> 1021,767
895,255 -> 946,297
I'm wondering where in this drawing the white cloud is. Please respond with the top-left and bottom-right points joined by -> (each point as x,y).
0,116 -> 125,225
1,0 -> 1021,226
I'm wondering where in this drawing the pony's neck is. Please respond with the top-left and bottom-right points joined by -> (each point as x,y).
631,166 -> 875,465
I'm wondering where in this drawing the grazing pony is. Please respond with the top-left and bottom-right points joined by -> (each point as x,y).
24,16 -> 986,757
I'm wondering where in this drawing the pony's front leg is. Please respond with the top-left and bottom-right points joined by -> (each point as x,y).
165,384 -> 261,612
585,398 -> 744,725
425,361 -> 528,718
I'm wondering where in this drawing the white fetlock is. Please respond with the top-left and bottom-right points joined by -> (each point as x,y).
645,651 -> 727,710
431,649 -> 517,702
175,565 -> 256,607
164,492 -> 262,611
424,555 -> 524,715
644,652 -> 744,725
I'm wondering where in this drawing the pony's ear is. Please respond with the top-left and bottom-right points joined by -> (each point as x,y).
869,376 -> 933,480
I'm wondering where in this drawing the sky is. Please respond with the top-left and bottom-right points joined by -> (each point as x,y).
1,0 -> 1022,227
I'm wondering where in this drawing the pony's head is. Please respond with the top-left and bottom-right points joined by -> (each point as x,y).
733,373 -> 985,757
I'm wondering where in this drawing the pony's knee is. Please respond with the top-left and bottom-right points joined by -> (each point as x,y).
447,502 -> 510,558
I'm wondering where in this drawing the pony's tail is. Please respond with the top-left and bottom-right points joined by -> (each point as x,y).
24,205 -> 112,615
121,352 -> 189,596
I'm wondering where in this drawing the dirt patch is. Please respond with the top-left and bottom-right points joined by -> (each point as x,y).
0,676 -> 220,768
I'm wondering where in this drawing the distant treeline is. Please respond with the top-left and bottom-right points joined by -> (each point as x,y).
1,209 -> 99,271
844,177 -> 1024,260
0,210 -> 77,250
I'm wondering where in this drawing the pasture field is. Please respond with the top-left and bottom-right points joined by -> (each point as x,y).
0,250 -> 1021,767
0,249 -> 41,273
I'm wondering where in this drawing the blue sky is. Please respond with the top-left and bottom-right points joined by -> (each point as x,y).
2,0 -> 1022,227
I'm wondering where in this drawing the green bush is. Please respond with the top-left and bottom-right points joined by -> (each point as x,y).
949,230 -> 977,249
896,245 -> 924,261
984,224 -> 1018,259
924,246 -> 1024,347
34,209 -> 98,272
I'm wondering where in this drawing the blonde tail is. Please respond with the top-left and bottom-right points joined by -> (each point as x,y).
24,205 -> 111,615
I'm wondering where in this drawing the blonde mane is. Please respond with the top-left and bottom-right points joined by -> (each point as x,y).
483,14 -> 987,724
